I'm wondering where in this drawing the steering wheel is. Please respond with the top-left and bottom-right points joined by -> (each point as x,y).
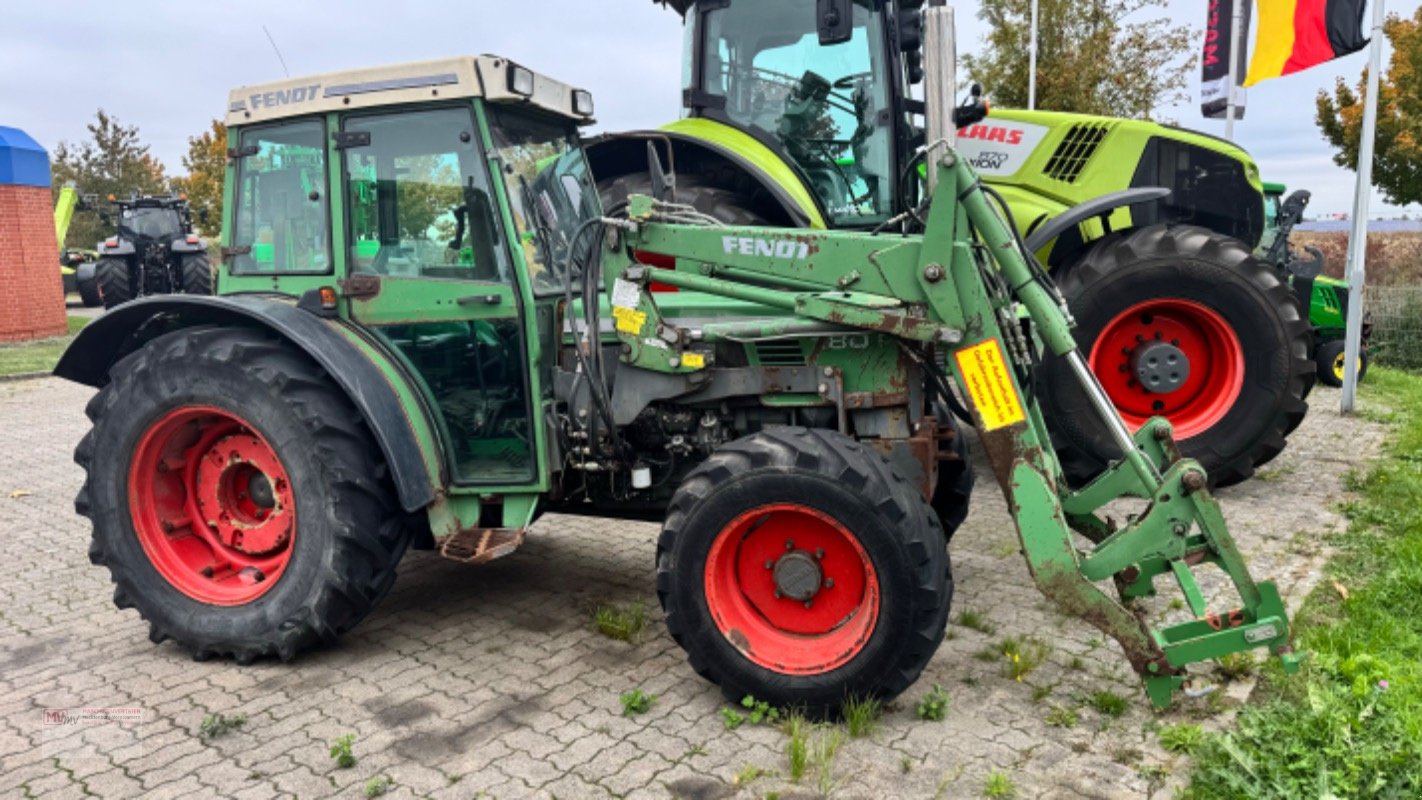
833,72 -> 873,90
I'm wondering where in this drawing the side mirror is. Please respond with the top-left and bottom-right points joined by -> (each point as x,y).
817,0 -> 854,45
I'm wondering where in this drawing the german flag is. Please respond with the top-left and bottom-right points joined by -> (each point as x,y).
1244,0 -> 1370,85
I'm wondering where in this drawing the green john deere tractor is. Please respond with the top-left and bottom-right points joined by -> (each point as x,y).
55,47 -> 1298,713
588,0 -> 1312,488
1259,182 -> 1370,387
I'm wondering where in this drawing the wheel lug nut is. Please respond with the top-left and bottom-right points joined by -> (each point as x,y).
803,600 -> 813,609
773,589 -> 783,599
765,560 -> 774,569
824,578 -> 835,589
785,540 -> 794,551
814,548 -> 825,559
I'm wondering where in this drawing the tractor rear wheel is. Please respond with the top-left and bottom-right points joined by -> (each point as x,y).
657,428 -> 951,716
76,262 -> 102,308
601,173 -> 768,225
95,257 -> 134,309
1315,339 -> 1369,388
180,253 -> 213,296
1040,225 -> 1313,488
76,327 -> 409,663
931,405 -> 974,540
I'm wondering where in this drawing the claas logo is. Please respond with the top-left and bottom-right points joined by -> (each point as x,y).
960,125 -> 1025,145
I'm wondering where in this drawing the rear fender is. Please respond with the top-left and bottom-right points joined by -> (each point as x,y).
170,238 -> 207,254
98,240 -> 136,257
53,295 -> 440,513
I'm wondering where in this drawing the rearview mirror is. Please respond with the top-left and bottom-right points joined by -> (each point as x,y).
817,0 -> 854,45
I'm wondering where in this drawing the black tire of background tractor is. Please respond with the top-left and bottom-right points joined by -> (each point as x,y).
76,327 -> 410,663
1039,225 -> 1313,489
601,173 -> 769,225
94,257 -> 134,309
1314,339 -> 1369,388
76,267 -> 102,308
931,404 -> 975,540
656,428 -> 952,716
179,252 -> 214,296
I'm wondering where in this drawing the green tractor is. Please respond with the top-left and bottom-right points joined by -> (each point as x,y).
55,48 -> 1298,713
1259,182 -> 1370,387
587,0 -> 1311,488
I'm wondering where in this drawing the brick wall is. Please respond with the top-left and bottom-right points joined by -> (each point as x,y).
0,184 -> 67,342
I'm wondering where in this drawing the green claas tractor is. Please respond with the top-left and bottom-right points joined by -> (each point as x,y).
55,47 -> 1300,713
1259,182 -> 1370,387
588,0 -> 1311,488
93,193 -> 213,309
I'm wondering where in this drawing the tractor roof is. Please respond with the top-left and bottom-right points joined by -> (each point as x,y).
225,55 -> 595,127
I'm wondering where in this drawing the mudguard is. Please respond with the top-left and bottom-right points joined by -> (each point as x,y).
53,294 -> 438,513
1022,187 -> 1172,253
98,240 -> 136,257
171,238 -> 207,254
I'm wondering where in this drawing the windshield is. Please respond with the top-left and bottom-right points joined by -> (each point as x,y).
487,108 -> 600,296
119,207 -> 182,241
690,0 -> 894,227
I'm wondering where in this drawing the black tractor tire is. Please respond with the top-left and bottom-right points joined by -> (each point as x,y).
931,405 -> 975,540
76,263 -> 102,308
601,172 -> 768,225
657,427 -> 952,716
1039,225 -> 1313,489
1315,339 -> 1369,388
95,257 -> 134,309
179,252 -> 214,296
76,327 -> 410,663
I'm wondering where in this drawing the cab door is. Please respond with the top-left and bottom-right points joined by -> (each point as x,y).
337,104 -> 541,489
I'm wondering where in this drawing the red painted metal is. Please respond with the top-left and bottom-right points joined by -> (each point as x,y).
127,406 -> 296,605
1089,299 -> 1245,439
703,503 -> 879,675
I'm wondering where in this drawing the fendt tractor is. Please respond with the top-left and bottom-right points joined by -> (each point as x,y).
56,34 -> 1300,713
1259,182 -> 1371,387
587,0 -> 1312,488
93,193 -> 213,309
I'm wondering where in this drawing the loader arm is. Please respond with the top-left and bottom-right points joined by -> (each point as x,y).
604,153 -> 1299,707
54,184 -> 79,247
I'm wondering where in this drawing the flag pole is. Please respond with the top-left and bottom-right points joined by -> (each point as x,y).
1224,0 -> 1244,139
1028,0 -> 1039,109
1342,0 -> 1388,413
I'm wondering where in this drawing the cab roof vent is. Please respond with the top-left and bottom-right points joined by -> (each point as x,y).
1043,122 -> 1112,184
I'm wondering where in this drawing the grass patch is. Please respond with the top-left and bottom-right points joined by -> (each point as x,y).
732,765 -> 769,786
955,609 -> 996,634
619,688 -> 655,716
784,715 -> 809,782
1045,705 -> 1078,728
593,601 -> 647,642
363,775 -> 392,798
1185,368 -> 1422,798
989,636 -> 1050,682
1216,651 -> 1256,681
810,727 -> 844,795
1088,691 -> 1128,718
329,734 -> 357,769
841,695 -> 881,738
1158,723 -> 1204,755
197,712 -> 246,740
915,684 -> 951,721
0,316 -> 90,377
983,770 -> 1016,798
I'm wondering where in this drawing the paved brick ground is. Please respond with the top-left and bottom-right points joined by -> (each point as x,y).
0,377 -> 1385,799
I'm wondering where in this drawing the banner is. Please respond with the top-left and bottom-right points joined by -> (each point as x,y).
1202,0 -> 1250,119
1244,0 -> 1369,86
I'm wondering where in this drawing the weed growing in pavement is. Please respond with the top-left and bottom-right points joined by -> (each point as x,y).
955,609 -> 996,634
900,754 -> 915,773
733,765 -> 770,786
1217,651 -> 1256,681
1045,705 -> 1078,728
1089,691 -> 1129,718
363,775 -> 392,798
593,602 -> 647,643
841,695 -> 881,738
983,769 -> 1016,798
784,715 -> 809,782
811,727 -> 844,795
329,734 -> 357,769
721,707 -> 747,730
1030,685 -> 1052,703
1158,723 -> 1204,755
198,712 -> 246,740
741,695 -> 781,725
997,636 -> 1050,681
915,684 -> 951,721
619,689 -> 655,716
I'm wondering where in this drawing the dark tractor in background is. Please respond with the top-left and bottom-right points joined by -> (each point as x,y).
94,194 -> 213,309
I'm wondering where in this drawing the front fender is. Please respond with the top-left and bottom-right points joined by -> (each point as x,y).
54,295 -> 439,513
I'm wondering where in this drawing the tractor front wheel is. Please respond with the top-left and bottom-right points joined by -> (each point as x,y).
657,428 -> 951,715
1315,339 -> 1369,388
1040,225 -> 1313,488
94,257 -> 134,309
76,327 -> 409,662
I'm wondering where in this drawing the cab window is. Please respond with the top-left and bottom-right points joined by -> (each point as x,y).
230,120 -> 331,274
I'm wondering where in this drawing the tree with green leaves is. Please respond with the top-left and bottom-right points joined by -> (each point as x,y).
171,119 -> 227,237
51,110 -> 169,250
962,0 -> 1195,119
1316,9 -> 1422,207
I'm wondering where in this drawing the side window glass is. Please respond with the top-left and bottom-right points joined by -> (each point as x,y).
342,107 -> 506,283
230,120 -> 331,274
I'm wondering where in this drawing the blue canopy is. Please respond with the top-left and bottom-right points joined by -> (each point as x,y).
0,127 -> 52,188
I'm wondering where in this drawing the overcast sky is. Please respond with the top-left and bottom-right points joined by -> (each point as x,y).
3,0 -> 1417,217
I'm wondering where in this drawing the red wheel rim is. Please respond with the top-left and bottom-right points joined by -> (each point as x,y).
1089,299 -> 1245,439
128,406 -> 296,605
704,504 -> 879,675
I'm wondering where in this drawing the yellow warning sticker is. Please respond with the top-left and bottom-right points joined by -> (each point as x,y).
612,306 -> 646,335
954,339 -> 1027,431
681,352 -> 706,370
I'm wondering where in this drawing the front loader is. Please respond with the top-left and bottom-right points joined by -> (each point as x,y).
56,43 -> 1297,714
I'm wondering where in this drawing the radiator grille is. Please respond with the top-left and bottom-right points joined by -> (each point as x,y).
1043,123 -> 1111,183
